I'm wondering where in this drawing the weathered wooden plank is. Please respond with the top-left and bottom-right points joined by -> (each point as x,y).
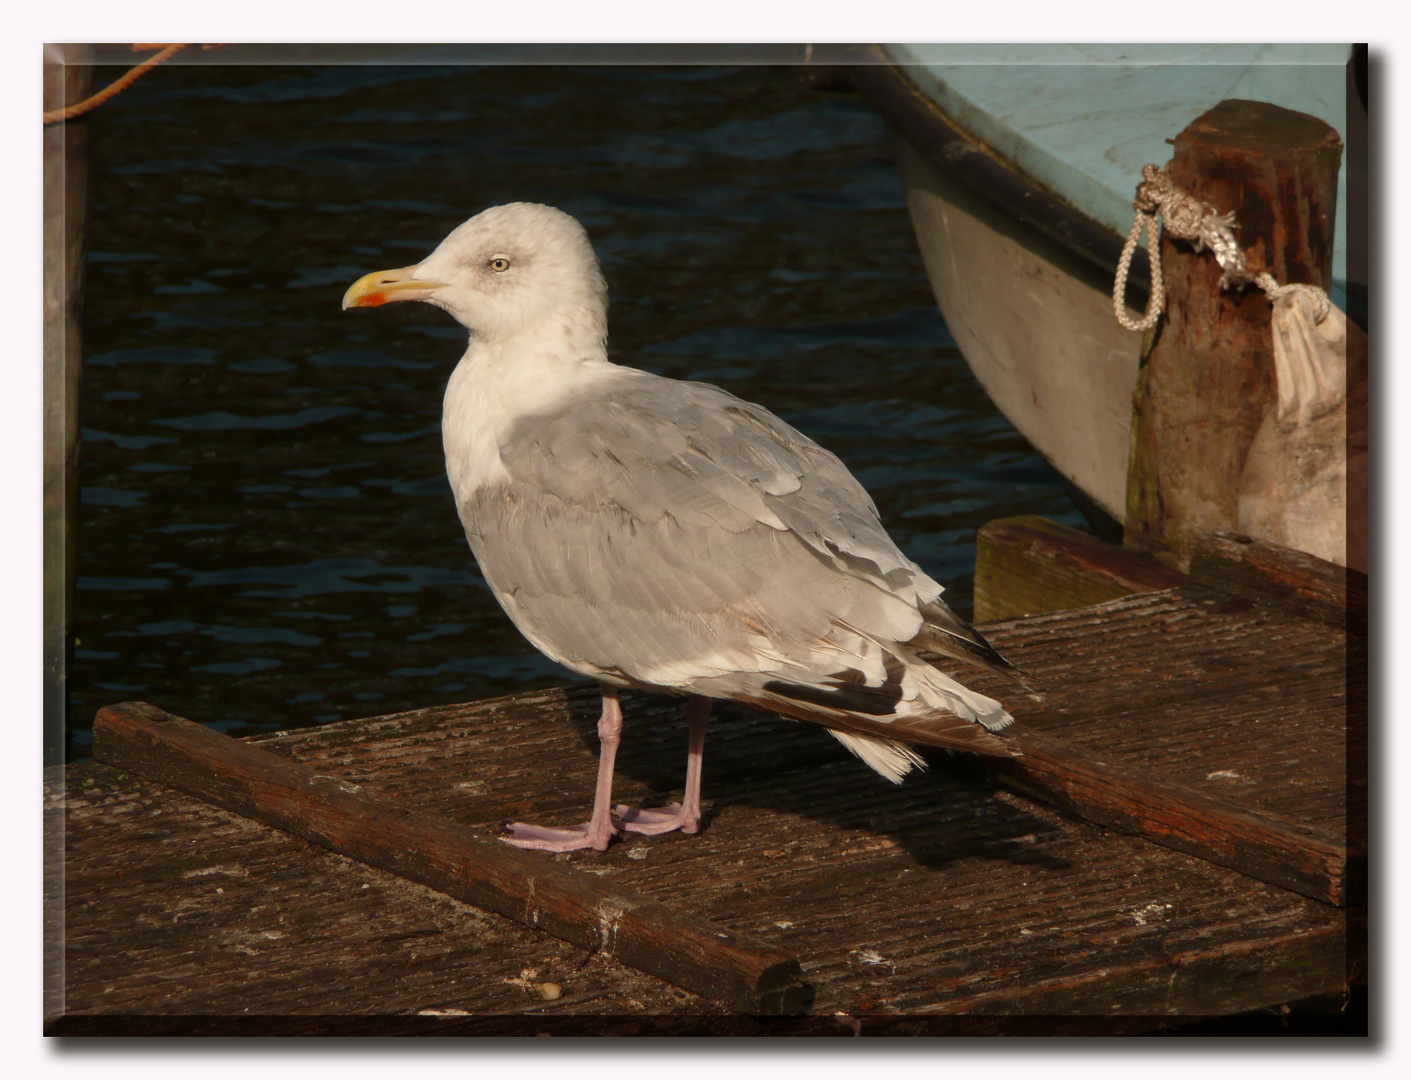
43,46 -> 94,1026
992,724 -> 1356,906
974,514 -> 1187,622
912,912 -> 1357,1018
60,703 -> 1356,1028
92,701 -> 812,1015
50,760 -> 725,1031
1188,531 -> 1368,633
966,590 -> 1354,830
964,585 -> 1362,906
59,574 -> 1360,1028
243,678 -> 1356,1020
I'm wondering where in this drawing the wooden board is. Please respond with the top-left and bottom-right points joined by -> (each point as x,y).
88,701 -> 810,1015
49,574 -> 1362,1032
993,723 -> 1354,906
963,588 -> 1363,903
49,723 -> 1355,1033
1188,531 -> 1368,633
969,521 -> 1360,904
46,761 -> 741,1035
973,514 -> 1187,622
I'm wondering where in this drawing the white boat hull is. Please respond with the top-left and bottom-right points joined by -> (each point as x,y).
890,135 -> 1143,524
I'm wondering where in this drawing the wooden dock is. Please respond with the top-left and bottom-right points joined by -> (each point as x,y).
44,527 -> 1365,1035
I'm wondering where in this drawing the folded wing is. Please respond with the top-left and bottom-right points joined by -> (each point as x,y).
456,368 -> 1019,776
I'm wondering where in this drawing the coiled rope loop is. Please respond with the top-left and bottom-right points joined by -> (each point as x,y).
1112,163 -> 1331,332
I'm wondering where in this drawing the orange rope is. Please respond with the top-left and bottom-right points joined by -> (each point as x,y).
43,43 -> 187,124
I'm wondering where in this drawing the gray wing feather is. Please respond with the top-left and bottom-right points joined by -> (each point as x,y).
511,373 -> 924,579
454,366 -> 1019,764
465,477 -> 922,684
458,370 -> 932,686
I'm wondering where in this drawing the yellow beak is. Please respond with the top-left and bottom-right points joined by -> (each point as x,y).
341,265 -> 449,310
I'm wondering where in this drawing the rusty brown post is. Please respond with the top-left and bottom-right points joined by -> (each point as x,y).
1124,99 -> 1343,570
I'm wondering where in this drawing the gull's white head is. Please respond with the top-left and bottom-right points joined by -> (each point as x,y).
342,203 -> 608,348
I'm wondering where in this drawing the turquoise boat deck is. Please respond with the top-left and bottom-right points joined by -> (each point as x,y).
884,44 -> 1353,294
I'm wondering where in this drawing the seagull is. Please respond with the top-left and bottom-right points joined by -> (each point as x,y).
343,202 -> 1023,852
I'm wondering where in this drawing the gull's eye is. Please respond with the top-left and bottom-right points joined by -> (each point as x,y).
489,256 -> 511,273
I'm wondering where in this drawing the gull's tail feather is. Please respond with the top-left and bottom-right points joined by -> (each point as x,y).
914,599 -> 1039,697
827,730 -> 926,784
729,638 -> 1019,785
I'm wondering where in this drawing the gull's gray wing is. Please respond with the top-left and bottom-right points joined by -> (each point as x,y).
459,369 -> 923,664
528,370 -> 926,575
456,367 -> 1013,746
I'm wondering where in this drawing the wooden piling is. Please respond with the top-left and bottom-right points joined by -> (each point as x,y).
1124,99 -> 1343,570
43,44 -> 94,766
43,41 -> 93,1029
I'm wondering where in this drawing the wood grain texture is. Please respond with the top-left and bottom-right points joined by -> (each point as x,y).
91,701 -> 811,1015
55,700 -> 1355,1030
1125,99 -> 1343,570
1188,531 -> 1367,633
994,724 -> 1353,905
970,522 -> 1360,903
43,44 -> 94,1023
959,587 -> 1362,906
43,44 -> 93,766
974,515 -> 1187,622
49,760 -> 728,1033
53,579 -> 1360,1030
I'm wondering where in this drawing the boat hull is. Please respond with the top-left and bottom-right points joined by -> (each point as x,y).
828,45 -> 1360,536
890,134 -> 1142,524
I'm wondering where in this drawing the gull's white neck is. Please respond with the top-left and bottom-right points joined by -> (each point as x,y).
442,322 -> 613,502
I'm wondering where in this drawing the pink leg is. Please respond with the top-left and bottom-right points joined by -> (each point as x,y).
615,695 -> 710,836
503,687 -> 623,852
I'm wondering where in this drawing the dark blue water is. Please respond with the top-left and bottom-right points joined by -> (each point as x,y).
72,61 -> 1085,759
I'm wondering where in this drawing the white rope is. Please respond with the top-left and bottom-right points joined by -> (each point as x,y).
1112,163 -> 1331,332
1254,273 -> 1332,323
1113,208 -> 1163,332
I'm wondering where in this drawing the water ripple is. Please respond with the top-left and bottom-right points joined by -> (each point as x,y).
182,557 -> 484,598
87,346 -> 218,366
152,405 -> 361,431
